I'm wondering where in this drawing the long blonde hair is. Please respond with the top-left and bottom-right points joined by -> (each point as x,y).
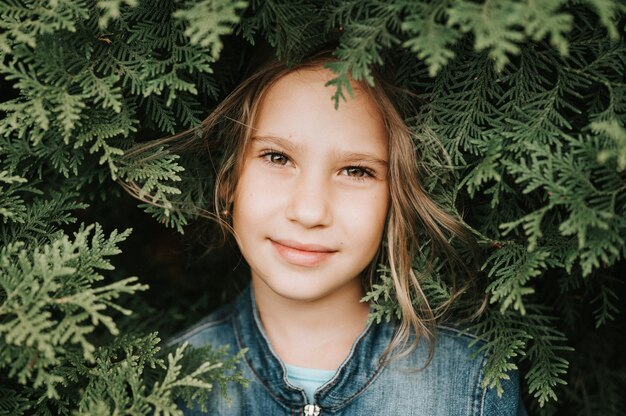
121,51 -> 479,364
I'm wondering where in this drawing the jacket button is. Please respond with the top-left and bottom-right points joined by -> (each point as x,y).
303,404 -> 321,416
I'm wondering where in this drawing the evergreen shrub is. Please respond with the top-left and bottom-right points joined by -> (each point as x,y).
0,1 -> 624,415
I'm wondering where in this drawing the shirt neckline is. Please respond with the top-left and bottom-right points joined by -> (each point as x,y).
284,363 -> 337,381
231,284 -> 395,410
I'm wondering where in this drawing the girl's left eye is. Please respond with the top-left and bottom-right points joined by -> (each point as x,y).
341,166 -> 373,179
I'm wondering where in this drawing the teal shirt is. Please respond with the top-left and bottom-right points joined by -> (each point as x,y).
285,364 -> 336,404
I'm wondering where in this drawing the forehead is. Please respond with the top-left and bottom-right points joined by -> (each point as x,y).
251,67 -> 388,155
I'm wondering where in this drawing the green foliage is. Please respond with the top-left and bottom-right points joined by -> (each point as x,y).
0,224 -> 144,398
0,0 -> 248,413
325,0 -> 623,105
363,245 -> 452,326
0,170 -> 27,223
174,0 -> 248,60
0,0 -> 624,414
362,265 -> 403,324
97,0 -> 138,29
467,306 -> 573,406
483,243 -> 546,314
119,146 -> 184,214
401,2 -> 461,77
69,336 -> 247,416
238,0 -> 328,63
0,0 -> 89,53
325,0 -> 403,104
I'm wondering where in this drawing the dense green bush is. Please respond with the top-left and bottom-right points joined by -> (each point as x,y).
0,1 -> 624,414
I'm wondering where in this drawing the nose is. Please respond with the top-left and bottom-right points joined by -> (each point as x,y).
285,171 -> 332,228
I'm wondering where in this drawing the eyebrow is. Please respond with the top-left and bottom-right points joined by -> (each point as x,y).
251,135 -> 300,154
251,135 -> 389,168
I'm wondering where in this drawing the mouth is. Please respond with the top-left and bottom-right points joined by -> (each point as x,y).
270,239 -> 337,267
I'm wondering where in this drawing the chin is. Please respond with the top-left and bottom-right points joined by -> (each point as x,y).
270,281 -> 330,302
256,268 -> 361,304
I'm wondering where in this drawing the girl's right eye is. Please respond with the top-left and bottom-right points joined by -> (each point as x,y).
261,151 -> 290,166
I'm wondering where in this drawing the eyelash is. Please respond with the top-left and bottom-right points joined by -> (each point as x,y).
342,165 -> 375,181
260,150 -> 376,181
261,150 -> 291,167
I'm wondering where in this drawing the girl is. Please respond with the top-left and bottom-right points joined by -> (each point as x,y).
135,52 -> 526,415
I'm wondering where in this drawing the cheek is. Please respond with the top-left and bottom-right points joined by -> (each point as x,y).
370,183 -> 390,221
371,194 -> 390,241
342,187 -> 389,244
232,166 -> 278,230
232,176 -> 263,256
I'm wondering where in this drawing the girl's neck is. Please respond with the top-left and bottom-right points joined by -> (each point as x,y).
252,279 -> 371,371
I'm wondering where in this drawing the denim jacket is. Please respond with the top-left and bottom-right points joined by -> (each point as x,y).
171,285 -> 526,415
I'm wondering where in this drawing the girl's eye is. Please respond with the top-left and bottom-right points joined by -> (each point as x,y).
342,166 -> 373,179
262,151 -> 290,166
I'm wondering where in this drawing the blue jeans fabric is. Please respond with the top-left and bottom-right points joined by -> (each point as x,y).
171,285 -> 527,415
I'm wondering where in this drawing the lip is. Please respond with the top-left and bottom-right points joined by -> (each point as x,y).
270,239 -> 337,267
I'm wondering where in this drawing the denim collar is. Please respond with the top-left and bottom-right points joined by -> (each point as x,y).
231,284 -> 395,411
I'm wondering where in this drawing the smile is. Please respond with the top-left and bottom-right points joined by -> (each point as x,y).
270,239 -> 337,267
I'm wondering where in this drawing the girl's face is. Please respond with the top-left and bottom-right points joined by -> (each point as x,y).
232,67 -> 389,303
